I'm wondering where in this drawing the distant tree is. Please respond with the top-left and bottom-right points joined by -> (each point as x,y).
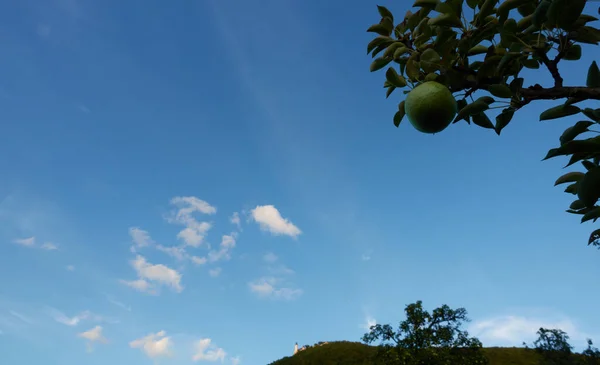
362,300 -> 488,365
581,339 -> 600,365
365,0 -> 600,248
524,327 -> 573,365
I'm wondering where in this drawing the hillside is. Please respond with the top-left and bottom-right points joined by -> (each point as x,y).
267,341 -> 575,365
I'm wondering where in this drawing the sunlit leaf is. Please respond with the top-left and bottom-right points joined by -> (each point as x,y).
487,84 -> 513,98
377,5 -> 394,22
371,57 -> 393,72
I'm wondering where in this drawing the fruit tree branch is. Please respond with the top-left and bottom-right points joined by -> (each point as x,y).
518,85 -> 600,107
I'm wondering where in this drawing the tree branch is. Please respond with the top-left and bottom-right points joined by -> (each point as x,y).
537,51 -> 563,87
519,85 -> 600,106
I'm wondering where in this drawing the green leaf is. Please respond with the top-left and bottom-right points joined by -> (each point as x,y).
563,45 -> 582,61
466,0 -> 479,9
497,0 -> 530,22
583,108 -> 600,123
509,77 -> 524,94
582,160 -> 597,171
467,45 -> 489,56
420,48 -> 440,73
370,57 -> 393,72
428,13 -> 463,28
517,14 -> 534,31
367,19 -> 393,36
570,200 -> 586,210
413,0 -> 439,8
572,26 -> 600,45
581,207 -> 600,223
589,229 -> 600,245
472,112 -> 495,129
539,105 -> 581,121
521,58 -> 540,69
477,0 -> 499,25
560,121 -> 595,145
424,72 -> 438,81
386,67 -> 407,87
566,153 -> 594,168
543,137 -> 600,160
383,43 -> 403,59
495,108 -> 515,135
565,182 -> 579,195
587,61 -> 600,88
393,47 -> 410,60
475,96 -> 495,105
556,0 -> 587,30
406,57 -> 421,82
386,86 -> 396,98
454,100 -> 490,122
394,102 -> 405,127
487,84 -> 513,98
367,36 -> 394,55
555,172 -> 585,186
453,99 -> 469,124
377,5 -> 394,22
533,0 -> 551,27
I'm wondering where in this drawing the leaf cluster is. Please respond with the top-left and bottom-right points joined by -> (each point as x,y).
366,0 -> 600,248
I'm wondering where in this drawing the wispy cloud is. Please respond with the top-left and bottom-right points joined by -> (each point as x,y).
263,252 -> 278,263
77,104 -> 90,113
104,294 -> 131,312
130,330 -> 172,359
208,268 -> 222,277
230,212 -> 241,230
66,265 -> 75,271
361,315 -> 377,331
41,242 -> 58,250
248,277 -> 302,301
231,356 -> 241,365
250,205 -> 301,238
13,237 -> 35,247
207,234 -> 236,263
9,310 -> 33,324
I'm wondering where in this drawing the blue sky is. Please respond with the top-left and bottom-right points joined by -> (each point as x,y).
1,0 -> 599,364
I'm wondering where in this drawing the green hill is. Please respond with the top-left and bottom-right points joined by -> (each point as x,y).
267,341 -> 577,365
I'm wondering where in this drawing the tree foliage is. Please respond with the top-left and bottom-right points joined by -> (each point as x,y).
365,0 -> 600,247
362,300 -> 488,365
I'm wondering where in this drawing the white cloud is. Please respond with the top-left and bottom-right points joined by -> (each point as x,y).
130,330 -> 172,359
248,277 -> 302,300
208,234 -> 236,263
361,315 -> 377,331
122,255 -> 183,293
156,244 -> 188,261
231,356 -> 241,365
263,252 -> 278,263
129,227 -> 153,251
192,338 -> 226,362
78,326 -> 108,349
230,212 -> 241,230
66,265 -> 75,271
209,268 -> 222,277
191,256 -> 207,265
120,279 -> 156,295
250,205 -> 301,238
168,197 -> 216,247
41,242 -> 58,250
469,315 -> 593,348
13,237 -> 35,247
